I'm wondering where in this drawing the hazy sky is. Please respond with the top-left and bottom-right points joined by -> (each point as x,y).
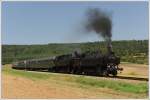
2,1 -> 149,44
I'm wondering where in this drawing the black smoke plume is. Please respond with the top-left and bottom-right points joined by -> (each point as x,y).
84,8 -> 113,52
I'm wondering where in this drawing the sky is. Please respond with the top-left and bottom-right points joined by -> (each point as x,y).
2,1 -> 149,44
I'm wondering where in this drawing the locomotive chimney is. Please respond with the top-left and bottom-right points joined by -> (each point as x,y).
107,38 -> 113,53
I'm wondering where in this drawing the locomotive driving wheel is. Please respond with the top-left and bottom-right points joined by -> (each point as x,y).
111,65 -> 118,76
106,64 -> 118,76
112,69 -> 117,76
103,70 -> 109,76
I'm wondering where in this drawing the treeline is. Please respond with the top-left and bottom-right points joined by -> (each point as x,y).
2,40 -> 148,65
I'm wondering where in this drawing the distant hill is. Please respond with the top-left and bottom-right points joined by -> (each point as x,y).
2,40 -> 148,65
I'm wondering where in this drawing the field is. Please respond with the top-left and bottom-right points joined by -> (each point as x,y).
2,63 -> 148,99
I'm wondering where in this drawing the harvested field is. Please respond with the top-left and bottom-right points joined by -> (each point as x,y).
119,63 -> 148,78
2,64 -> 149,99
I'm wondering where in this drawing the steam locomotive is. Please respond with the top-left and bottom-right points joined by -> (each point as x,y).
12,46 -> 123,76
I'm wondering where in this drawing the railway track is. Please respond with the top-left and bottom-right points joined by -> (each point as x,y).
109,76 -> 148,81
26,70 -> 149,82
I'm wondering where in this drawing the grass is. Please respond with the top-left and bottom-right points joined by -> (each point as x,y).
2,64 -> 148,94
75,77 -> 148,93
2,65 -> 50,80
